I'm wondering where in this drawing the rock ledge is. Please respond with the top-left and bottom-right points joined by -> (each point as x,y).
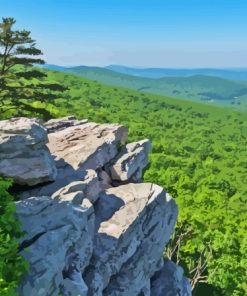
0,117 -> 191,296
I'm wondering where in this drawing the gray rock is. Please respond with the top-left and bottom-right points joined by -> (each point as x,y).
107,139 -> 151,182
52,169 -> 102,204
0,117 -> 57,186
85,183 -> 178,296
18,161 -> 88,199
150,259 -> 192,296
18,120 -> 127,199
18,120 -> 127,195
19,166 -> 109,201
47,121 -> 128,170
16,196 -> 94,296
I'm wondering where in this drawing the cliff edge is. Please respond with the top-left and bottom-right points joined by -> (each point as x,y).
0,116 -> 191,296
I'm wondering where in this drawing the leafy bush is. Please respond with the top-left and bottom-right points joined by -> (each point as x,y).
0,179 -> 28,295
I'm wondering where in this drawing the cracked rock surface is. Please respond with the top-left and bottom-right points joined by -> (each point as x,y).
0,116 -> 191,296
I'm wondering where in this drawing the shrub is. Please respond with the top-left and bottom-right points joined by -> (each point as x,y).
0,178 -> 28,295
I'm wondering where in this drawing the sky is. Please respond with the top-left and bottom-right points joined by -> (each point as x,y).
1,0 -> 247,68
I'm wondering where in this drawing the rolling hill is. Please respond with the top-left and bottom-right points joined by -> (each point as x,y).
106,65 -> 247,80
41,64 -> 247,111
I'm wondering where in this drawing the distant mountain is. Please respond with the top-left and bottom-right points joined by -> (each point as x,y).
106,65 -> 247,81
42,64 -> 247,110
39,64 -> 68,71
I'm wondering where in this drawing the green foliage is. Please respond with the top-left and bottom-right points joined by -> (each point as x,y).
0,17 -> 66,119
0,179 -> 28,295
40,70 -> 246,295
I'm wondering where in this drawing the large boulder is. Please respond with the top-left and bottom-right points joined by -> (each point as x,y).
106,139 -> 151,182
84,183 -> 178,296
47,121 -> 128,170
52,169 -> 102,204
16,196 -> 94,296
19,117 -> 128,199
19,119 -> 127,199
0,117 -> 56,186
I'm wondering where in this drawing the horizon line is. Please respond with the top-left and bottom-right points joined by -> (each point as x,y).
43,64 -> 247,70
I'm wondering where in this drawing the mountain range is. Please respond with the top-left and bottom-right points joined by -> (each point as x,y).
41,64 -> 247,111
106,65 -> 247,80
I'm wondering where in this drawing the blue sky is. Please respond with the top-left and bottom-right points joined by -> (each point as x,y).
1,0 -> 247,67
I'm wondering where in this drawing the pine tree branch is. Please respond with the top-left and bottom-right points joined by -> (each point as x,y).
0,17 -> 66,118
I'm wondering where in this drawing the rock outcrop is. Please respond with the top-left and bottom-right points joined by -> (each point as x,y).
47,120 -> 128,171
89,184 -> 177,296
19,120 -> 127,199
0,117 -> 57,186
106,139 -> 151,182
0,116 -> 192,296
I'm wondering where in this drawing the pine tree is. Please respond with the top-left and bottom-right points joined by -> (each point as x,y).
0,17 -> 66,119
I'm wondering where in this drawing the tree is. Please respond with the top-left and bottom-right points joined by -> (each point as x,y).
0,17 -> 66,119
0,178 -> 29,295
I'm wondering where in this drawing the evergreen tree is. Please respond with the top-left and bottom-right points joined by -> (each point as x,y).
0,17 -> 66,119
0,178 -> 28,295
